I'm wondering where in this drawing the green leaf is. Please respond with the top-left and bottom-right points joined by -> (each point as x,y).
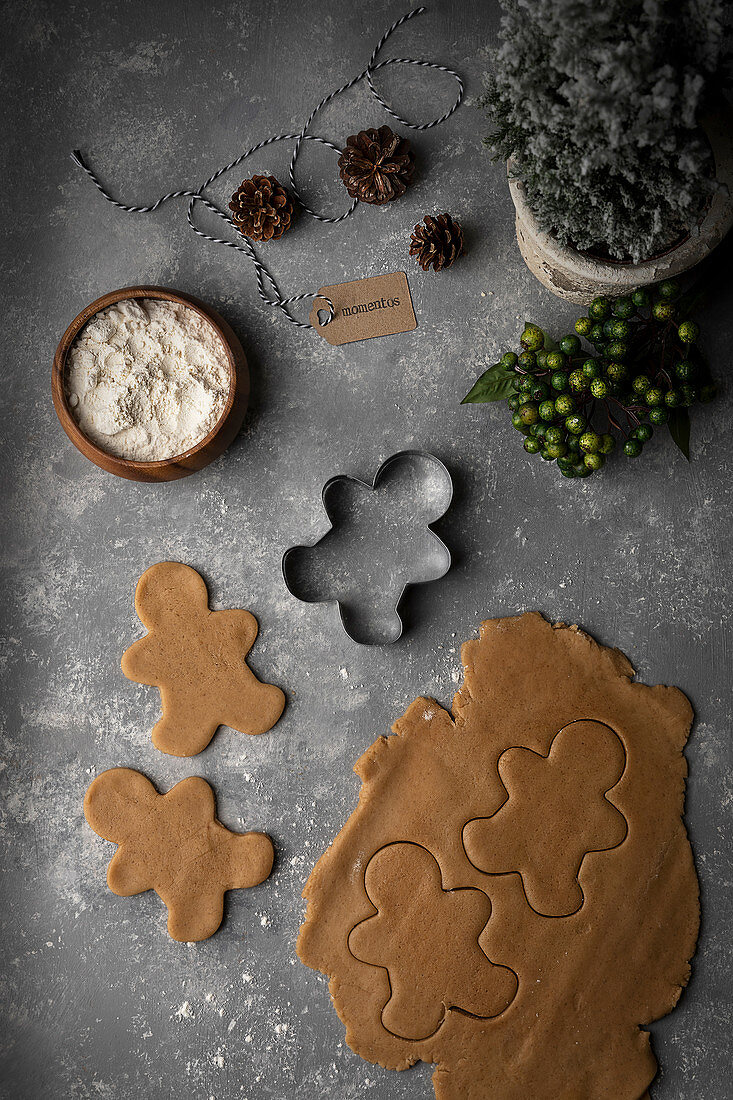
675,286 -> 707,318
461,362 -> 516,404
667,407 -> 691,461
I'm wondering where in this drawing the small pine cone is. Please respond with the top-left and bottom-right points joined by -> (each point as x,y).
410,213 -> 464,272
229,174 -> 294,242
338,125 -> 415,205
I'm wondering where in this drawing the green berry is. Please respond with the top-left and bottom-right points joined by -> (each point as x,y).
612,296 -> 635,319
599,433 -> 616,454
609,319 -> 629,339
674,360 -> 696,381
501,352 -> 518,369
680,384 -> 697,406
539,400 -> 556,421
645,387 -> 664,407
589,323 -> 606,345
652,300 -> 676,322
579,431 -> 602,454
559,334 -> 581,355
512,412 -> 527,432
575,316 -> 593,337
631,288 -> 650,309
566,435 -> 581,453
606,362 -> 627,383
519,374 -> 534,392
658,279 -> 680,300
544,426 -> 564,445
521,324 -> 544,351
569,369 -> 587,393
531,380 -> 550,401
530,422 -> 546,439
664,389 -> 682,408
574,462 -> 593,478
560,465 -> 578,478
518,402 -> 540,425
518,351 -> 536,370
623,439 -> 643,457
606,340 -> 628,360
590,378 -> 608,398
565,413 -> 587,435
602,319 -> 615,338
678,320 -> 699,344
507,394 -> 522,411
648,406 -> 669,424
540,446 -> 553,461
554,394 -> 576,416
546,441 -> 568,459
584,452 -> 605,471
699,383 -> 717,403
632,374 -> 651,395
511,375 -> 523,392
582,358 -> 601,379
545,351 -> 567,371
589,296 -> 611,321
634,424 -> 653,442
550,370 -> 569,392
524,437 -> 541,454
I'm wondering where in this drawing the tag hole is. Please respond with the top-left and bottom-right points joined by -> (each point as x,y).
317,309 -> 330,326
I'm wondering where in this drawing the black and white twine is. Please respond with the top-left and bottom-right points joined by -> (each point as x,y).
71,6 -> 464,331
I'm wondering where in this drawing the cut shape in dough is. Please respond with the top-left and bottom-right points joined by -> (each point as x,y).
348,842 -> 518,1040
463,720 -> 628,917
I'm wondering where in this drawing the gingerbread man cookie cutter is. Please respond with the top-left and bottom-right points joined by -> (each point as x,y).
282,450 -> 453,645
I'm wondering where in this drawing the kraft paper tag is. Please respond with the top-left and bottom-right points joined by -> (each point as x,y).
309,272 -> 416,346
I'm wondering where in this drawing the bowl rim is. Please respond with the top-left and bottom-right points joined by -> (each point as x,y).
52,285 -> 241,473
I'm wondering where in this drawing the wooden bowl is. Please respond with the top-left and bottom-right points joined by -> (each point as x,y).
52,286 -> 249,482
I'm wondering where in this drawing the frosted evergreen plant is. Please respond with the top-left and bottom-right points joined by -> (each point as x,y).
482,0 -> 730,262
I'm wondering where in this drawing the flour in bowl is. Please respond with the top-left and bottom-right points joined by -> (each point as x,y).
65,297 -> 231,461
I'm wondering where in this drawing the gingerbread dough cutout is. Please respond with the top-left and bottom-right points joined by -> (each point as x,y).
121,562 -> 285,756
84,768 -> 274,941
297,613 -> 699,1100
348,842 -> 517,1040
463,720 -> 628,917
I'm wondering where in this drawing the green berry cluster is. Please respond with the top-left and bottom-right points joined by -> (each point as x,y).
503,281 -> 715,479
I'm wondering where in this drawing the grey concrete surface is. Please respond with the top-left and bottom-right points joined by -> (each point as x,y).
0,1 -> 730,1098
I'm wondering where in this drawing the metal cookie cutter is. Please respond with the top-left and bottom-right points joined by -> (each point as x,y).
282,450 -> 453,645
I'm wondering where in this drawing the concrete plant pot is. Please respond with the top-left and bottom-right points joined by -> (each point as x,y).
508,110 -> 733,304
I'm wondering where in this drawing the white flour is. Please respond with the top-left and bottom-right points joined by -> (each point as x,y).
65,298 -> 230,461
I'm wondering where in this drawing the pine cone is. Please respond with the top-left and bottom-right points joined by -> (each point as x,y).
229,175 -> 294,242
338,125 -> 415,205
410,213 -> 464,272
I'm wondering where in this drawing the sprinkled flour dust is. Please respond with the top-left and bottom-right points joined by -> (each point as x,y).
65,297 -> 230,461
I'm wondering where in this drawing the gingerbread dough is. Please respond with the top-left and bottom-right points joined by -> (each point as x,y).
121,562 -> 285,756
297,613 -> 699,1100
84,768 -> 273,941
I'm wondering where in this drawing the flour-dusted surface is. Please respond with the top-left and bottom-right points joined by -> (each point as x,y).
0,2 -> 731,1100
66,298 -> 230,460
